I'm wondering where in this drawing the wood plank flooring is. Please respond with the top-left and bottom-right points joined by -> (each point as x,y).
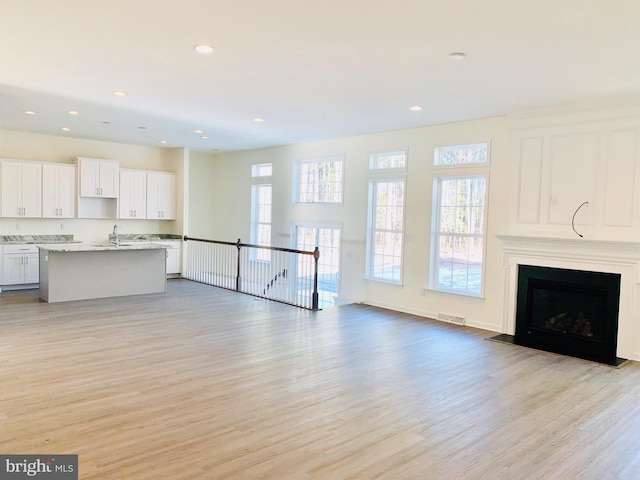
2,279 -> 640,479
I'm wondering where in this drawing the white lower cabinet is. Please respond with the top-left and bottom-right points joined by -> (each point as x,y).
130,241 -> 181,275
1,245 -> 39,286
153,241 -> 181,275
166,247 -> 181,275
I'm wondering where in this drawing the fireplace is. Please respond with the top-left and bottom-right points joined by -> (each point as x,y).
515,265 -> 622,365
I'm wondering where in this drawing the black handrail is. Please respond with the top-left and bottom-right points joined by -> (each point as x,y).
183,235 -> 320,310
184,236 -> 317,256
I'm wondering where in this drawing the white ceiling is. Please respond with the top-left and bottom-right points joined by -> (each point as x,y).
1,0 -> 639,152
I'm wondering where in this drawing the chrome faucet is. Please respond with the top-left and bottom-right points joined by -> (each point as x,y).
111,224 -> 119,246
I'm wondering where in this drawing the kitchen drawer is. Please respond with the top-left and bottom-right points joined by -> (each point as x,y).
3,244 -> 39,254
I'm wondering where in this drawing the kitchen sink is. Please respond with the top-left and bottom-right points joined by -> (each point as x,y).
91,243 -> 133,247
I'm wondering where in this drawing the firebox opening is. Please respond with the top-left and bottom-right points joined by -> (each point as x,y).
514,265 -> 622,365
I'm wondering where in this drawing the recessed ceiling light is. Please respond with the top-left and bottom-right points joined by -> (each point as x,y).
160,140 -> 168,144
23,110 -> 37,115
67,110 -> 79,116
61,127 -> 71,132
253,118 -> 265,123
201,135 -> 209,139
194,44 -> 214,54
409,105 -> 423,111
112,90 -> 128,97
448,52 -> 466,60
194,129 -> 203,134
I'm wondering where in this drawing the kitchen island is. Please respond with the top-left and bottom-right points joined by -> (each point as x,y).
39,243 -> 167,303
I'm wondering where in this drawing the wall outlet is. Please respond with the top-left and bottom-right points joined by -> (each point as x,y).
550,195 -> 559,207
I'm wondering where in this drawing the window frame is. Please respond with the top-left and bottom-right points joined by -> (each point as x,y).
251,162 -> 273,177
433,142 -> 491,168
428,172 -> 488,298
250,183 -> 272,262
369,149 -> 408,170
365,149 -> 408,285
293,155 -> 345,204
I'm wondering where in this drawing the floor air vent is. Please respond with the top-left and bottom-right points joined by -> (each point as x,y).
437,313 -> 466,326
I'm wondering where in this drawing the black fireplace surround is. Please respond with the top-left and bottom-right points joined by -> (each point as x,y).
514,265 -> 622,365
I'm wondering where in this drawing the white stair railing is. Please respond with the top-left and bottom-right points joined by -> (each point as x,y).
183,237 -> 320,310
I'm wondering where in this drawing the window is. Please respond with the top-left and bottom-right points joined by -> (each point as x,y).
295,157 -> 344,203
370,150 -> 406,170
434,143 -> 488,166
252,163 -> 272,177
365,150 -> 407,284
250,184 -> 272,261
366,179 -> 405,283
430,175 -> 486,296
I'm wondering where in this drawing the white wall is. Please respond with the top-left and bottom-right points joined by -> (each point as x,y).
189,116 -> 512,332
0,129 -> 184,243
187,151 -> 219,239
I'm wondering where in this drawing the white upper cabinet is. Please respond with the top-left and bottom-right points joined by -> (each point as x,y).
42,163 -> 76,218
119,169 -> 147,219
147,171 -> 176,220
78,157 -> 119,198
1,160 -> 42,218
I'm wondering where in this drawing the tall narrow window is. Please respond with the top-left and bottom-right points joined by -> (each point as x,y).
250,184 -> 272,261
430,175 -> 486,296
367,179 -> 405,283
295,157 -> 344,203
365,150 -> 407,284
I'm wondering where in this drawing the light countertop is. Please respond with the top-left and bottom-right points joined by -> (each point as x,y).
39,243 -> 169,253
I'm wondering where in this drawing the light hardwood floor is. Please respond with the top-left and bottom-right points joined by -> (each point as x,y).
2,279 -> 640,479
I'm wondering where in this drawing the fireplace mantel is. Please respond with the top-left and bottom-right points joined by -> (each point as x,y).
497,234 -> 640,361
497,235 -> 640,264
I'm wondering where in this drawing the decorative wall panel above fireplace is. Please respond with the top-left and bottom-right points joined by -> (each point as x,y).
510,106 -> 640,241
